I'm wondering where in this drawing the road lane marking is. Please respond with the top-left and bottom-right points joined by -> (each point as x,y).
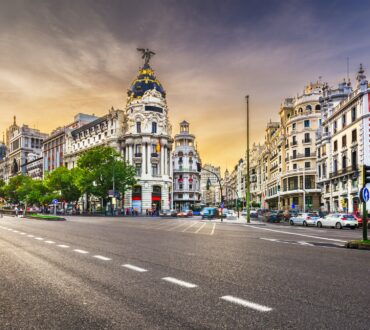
122,264 -> 148,272
167,221 -> 189,231
210,223 -> 216,235
57,244 -> 69,248
27,234 -> 34,237
74,249 -> 89,254
45,240 -> 55,244
161,277 -> 198,288
182,221 -> 199,232
220,296 -> 272,312
13,230 -> 19,233
195,222 -> 206,234
35,237 -> 44,240
93,255 -> 111,261
20,232 -> 26,235
247,225 -> 347,243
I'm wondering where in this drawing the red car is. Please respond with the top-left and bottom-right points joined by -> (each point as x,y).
177,210 -> 193,218
353,213 -> 370,228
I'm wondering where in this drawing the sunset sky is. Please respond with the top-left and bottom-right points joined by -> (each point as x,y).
1,0 -> 370,172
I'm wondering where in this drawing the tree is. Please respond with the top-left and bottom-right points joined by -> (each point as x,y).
44,166 -> 81,203
76,146 -> 137,202
2,175 -> 32,204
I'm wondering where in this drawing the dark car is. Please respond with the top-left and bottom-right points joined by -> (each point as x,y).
264,211 -> 283,223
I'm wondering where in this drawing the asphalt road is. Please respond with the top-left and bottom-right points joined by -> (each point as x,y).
0,215 -> 369,329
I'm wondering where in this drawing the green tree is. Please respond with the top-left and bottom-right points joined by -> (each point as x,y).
44,166 -> 82,203
76,146 -> 137,203
2,175 -> 32,204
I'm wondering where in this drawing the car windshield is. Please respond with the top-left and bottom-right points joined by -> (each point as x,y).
308,213 -> 318,217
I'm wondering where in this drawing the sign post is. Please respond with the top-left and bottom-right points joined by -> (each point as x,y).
52,199 -> 59,216
360,165 -> 370,240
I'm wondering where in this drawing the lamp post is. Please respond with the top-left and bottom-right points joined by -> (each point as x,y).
246,95 -> 251,223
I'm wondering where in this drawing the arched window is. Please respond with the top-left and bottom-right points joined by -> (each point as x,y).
299,108 -> 303,113
306,105 -> 312,112
315,104 -> 321,111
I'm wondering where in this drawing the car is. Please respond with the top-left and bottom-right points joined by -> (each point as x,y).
289,213 -> 320,226
177,210 -> 193,217
159,209 -> 177,217
263,211 -> 283,223
317,213 -> 358,229
241,209 -> 258,218
225,209 -> 238,220
200,207 -> 219,219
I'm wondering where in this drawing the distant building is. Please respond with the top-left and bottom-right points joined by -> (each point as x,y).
201,164 -> 221,206
172,121 -> 202,210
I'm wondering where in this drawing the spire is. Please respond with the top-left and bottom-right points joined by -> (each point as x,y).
356,63 -> 367,87
13,115 -> 16,125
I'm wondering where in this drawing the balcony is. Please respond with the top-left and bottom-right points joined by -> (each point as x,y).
290,152 -> 315,160
302,138 -> 312,144
290,141 -> 298,147
329,165 -> 358,179
151,152 -> 159,158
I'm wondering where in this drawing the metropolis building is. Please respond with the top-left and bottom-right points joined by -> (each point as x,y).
172,120 -> 202,210
121,52 -> 173,213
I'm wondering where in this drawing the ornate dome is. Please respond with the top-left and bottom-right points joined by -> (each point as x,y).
127,64 -> 166,101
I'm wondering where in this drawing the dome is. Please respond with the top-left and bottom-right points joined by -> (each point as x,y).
127,64 -> 166,101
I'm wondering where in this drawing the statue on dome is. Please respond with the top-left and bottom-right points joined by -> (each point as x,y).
137,48 -> 155,66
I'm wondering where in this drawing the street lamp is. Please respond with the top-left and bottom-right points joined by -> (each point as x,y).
245,95 -> 251,223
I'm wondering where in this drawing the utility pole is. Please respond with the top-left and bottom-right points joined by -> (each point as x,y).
246,95 -> 251,223
303,165 -> 306,213
361,165 -> 370,240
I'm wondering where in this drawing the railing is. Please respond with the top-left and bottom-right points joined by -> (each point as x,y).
134,152 -> 142,157
151,152 -> 159,157
329,165 -> 358,178
290,152 -> 315,160
302,138 -> 312,144
290,141 -> 298,146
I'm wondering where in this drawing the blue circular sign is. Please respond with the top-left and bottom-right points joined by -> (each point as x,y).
362,187 -> 370,202
52,199 -> 59,204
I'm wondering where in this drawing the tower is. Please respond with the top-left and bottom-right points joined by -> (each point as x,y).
121,49 -> 173,213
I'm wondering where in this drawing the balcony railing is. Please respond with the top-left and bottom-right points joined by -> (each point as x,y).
151,152 -> 159,157
290,141 -> 298,147
134,152 -> 142,158
329,165 -> 358,178
290,152 -> 315,160
302,138 -> 312,144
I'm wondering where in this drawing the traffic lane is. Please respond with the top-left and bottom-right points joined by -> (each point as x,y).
2,219 -> 370,329
0,223 -> 290,329
1,224 -> 369,329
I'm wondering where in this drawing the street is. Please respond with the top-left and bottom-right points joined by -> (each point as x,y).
0,216 -> 369,329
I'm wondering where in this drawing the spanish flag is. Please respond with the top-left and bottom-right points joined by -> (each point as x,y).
156,140 -> 161,153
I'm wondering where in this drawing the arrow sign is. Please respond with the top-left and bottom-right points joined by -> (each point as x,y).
52,199 -> 59,205
360,187 -> 370,203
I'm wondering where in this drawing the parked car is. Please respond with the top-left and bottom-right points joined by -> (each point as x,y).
159,209 -> 177,217
200,207 -> 219,219
225,209 -> 238,219
317,213 -> 358,229
240,209 -> 258,218
289,213 -> 320,226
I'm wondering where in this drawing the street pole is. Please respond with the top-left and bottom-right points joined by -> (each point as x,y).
303,166 -> 306,212
362,165 -> 368,241
246,95 -> 251,223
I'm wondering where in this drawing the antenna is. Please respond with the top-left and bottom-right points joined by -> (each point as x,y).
346,57 -> 349,81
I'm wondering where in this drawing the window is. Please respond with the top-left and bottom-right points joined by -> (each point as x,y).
333,121 -> 337,133
352,129 -> 357,143
342,135 -> 347,148
189,183 -> 193,190
351,107 -> 356,122
342,114 -> 346,128
292,123 -> 296,130
292,150 -> 297,159
293,163 -> 297,170
136,122 -> 141,133
152,164 -> 158,176
342,155 -> 347,169
304,120 -> 310,128
151,122 -> 157,133
351,150 -> 357,170
179,183 -> 183,189
315,104 -> 321,111
334,159 -> 338,173
135,164 -> 141,176
304,148 -> 310,157
333,140 -> 338,152
305,161 -> 310,168
304,133 -> 310,143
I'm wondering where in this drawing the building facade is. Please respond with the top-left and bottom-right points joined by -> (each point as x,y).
121,60 -> 173,213
316,65 -> 370,213
172,121 -> 202,211
201,164 -> 221,206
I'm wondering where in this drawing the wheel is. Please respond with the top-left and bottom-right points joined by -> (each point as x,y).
317,221 -> 322,228
290,220 -> 294,226
303,221 -> 307,227
335,222 -> 342,229
350,226 -> 355,230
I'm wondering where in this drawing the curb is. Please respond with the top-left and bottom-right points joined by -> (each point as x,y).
24,216 -> 66,221
345,241 -> 370,250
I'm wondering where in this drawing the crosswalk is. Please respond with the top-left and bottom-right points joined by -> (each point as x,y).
122,219 -> 217,235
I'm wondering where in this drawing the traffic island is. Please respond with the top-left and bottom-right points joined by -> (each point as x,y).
25,214 -> 66,221
345,240 -> 370,250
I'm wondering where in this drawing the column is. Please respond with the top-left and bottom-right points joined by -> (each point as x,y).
147,143 -> 150,175
129,144 -> 133,165
142,143 -> 146,177
161,145 -> 165,176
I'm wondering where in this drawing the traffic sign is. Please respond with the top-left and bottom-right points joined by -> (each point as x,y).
360,187 -> 370,203
221,202 -> 224,208
52,199 -> 59,205
292,203 -> 295,209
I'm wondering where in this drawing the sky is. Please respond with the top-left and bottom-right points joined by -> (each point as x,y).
1,0 -> 370,172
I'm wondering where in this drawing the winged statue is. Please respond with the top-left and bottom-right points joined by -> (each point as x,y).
137,48 -> 156,65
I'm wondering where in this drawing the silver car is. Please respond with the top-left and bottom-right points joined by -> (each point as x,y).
317,214 -> 358,229
290,213 -> 320,226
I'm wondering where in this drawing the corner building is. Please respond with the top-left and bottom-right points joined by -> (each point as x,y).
121,63 -> 173,213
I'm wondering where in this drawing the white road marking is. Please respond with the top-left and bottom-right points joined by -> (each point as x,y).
13,230 -> 19,233
93,255 -> 111,261
220,295 -> 272,312
57,244 -> 69,248
195,222 -> 206,234
45,240 -> 55,244
74,249 -> 89,254
182,221 -> 199,232
20,232 -> 26,235
35,237 -> 44,240
247,225 -> 347,243
260,237 -> 278,242
162,277 -> 198,288
297,241 -> 314,246
122,264 -> 148,272
27,234 -> 34,237
167,221 -> 189,231
210,223 -> 216,235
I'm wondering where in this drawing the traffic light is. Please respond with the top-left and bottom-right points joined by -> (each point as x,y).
196,162 -> 202,172
206,178 -> 211,190
364,165 -> 370,185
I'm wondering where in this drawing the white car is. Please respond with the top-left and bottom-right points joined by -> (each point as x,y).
290,213 -> 320,226
225,210 -> 238,220
317,213 -> 358,229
